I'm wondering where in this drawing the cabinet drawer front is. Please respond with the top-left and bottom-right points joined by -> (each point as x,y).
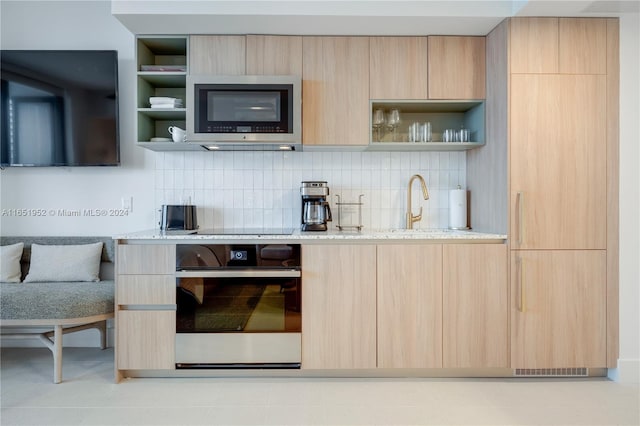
117,275 -> 175,305
117,310 -> 175,370
117,244 -> 175,275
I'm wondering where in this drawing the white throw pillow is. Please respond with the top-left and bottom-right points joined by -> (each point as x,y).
1,243 -> 24,283
24,242 -> 103,282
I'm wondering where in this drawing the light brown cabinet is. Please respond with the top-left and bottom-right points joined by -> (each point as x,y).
502,17 -> 617,370
189,35 -> 246,75
302,36 -> 370,146
301,244 -> 377,369
377,244 -> 442,368
115,243 -> 176,375
370,37 -> 429,99
246,35 -> 303,75
510,17 -> 607,74
117,310 -> 176,370
428,36 -> 486,99
510,250 -> 607,368
190,35 -> 302,76
510,74 -> 607,250
302,242 -> 507,370
443,244 -> 508,368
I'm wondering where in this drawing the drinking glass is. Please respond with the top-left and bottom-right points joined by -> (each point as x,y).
372,108 -> 385,141
459,128 -> 470,142
421,122 -> 432,142
443,129 -> 455,142
387,109 -> 401,141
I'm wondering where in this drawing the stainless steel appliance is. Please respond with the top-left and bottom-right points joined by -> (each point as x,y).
186,75 -> 301,150
160,205 -> 198,231
301,181 -> 332,231
175,243 -> 301,368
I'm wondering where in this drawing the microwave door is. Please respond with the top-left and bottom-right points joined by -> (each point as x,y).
186,75 -> 301,146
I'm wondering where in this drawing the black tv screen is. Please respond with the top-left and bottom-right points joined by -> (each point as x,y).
1,50 -> 119,166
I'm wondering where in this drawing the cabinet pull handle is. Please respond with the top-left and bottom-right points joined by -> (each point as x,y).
517,256 -> 526,313
516,192 -> 524,246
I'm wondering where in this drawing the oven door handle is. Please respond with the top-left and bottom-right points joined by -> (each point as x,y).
176,269 -> 301,278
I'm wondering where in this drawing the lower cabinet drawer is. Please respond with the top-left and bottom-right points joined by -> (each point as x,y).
116,275 -> 176,305
116,310 -> 175,370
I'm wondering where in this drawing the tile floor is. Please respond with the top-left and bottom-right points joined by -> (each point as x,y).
1,348 -> 638,426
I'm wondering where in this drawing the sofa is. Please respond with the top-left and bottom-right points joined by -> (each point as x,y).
0,237 -> 115,383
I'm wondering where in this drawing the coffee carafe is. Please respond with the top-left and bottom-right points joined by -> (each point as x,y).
301,181 -> 332,231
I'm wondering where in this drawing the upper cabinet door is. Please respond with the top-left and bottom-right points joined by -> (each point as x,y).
510,17 -> 607,74
428,36 -> 485,99
510,17 -> 559,74
510,74 -> 607,250
302,36 -> 370,146
559,18 -> 607,74
370,37 -> 429,99
189,36 -> 246,75
246,35 -> 302,75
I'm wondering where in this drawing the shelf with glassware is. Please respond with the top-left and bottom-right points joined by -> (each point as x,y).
136,36 -> 188,146
369,100 -> 485,151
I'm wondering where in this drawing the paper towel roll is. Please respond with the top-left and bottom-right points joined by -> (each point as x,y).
449,188 -> 468,229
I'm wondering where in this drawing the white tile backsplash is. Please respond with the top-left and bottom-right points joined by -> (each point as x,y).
155,150 -> 466,230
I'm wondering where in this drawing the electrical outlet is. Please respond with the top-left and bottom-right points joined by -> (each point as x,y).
121,196 -> 133,212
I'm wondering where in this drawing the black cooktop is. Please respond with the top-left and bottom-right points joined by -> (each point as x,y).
195,227 -> 296,236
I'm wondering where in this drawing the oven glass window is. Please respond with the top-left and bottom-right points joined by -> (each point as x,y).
176,277 -> 301,333
175,244 -> 301,334
207,91 -> 281,122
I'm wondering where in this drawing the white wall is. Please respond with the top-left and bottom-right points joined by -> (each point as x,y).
0,0 -> 155,237
1,1 -> 638,382
155,150 -> 466,231
610,13 -> 640,384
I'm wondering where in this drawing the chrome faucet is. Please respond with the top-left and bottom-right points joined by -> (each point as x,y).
406,174 -> 430,229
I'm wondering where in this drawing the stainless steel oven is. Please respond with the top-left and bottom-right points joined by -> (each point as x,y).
174,243 -> 301,369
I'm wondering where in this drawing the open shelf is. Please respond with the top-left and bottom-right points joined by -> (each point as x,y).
370,100 -> 485,151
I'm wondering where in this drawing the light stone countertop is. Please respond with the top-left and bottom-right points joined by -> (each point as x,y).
114,228 -> 507,244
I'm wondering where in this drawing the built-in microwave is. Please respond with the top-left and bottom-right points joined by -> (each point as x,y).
186,75 -> 301,150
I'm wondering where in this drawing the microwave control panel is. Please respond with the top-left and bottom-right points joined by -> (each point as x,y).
206,125 -> 285,133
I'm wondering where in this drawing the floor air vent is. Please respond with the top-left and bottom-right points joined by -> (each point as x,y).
514,368 -> 588,377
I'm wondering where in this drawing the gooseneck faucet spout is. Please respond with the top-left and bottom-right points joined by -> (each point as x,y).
406,174 -> 430,229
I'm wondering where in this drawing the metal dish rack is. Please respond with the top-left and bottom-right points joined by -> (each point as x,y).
335,194 -> 364,232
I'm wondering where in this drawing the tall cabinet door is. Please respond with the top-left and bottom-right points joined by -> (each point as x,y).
510,74 -> 606,249
510,250 -> 606,368
302,37 -> 370,146
377,245 -> 442,368
301,244 -> 377,369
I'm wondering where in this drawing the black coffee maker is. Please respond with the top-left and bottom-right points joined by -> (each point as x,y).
300,181 -> 332,231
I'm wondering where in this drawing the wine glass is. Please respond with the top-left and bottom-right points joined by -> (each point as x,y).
387,109 -> 401,141
372,108 -> 385,142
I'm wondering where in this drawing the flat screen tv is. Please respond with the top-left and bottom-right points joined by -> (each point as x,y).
1,50 -> 119,167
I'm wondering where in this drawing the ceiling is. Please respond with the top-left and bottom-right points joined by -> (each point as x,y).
111,0 -> 639,36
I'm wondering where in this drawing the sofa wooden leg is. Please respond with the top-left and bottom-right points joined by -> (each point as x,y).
53,325 -> 63,384
99,320 -> 107,349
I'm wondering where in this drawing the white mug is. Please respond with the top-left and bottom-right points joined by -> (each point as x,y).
168,126 -> 186,143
